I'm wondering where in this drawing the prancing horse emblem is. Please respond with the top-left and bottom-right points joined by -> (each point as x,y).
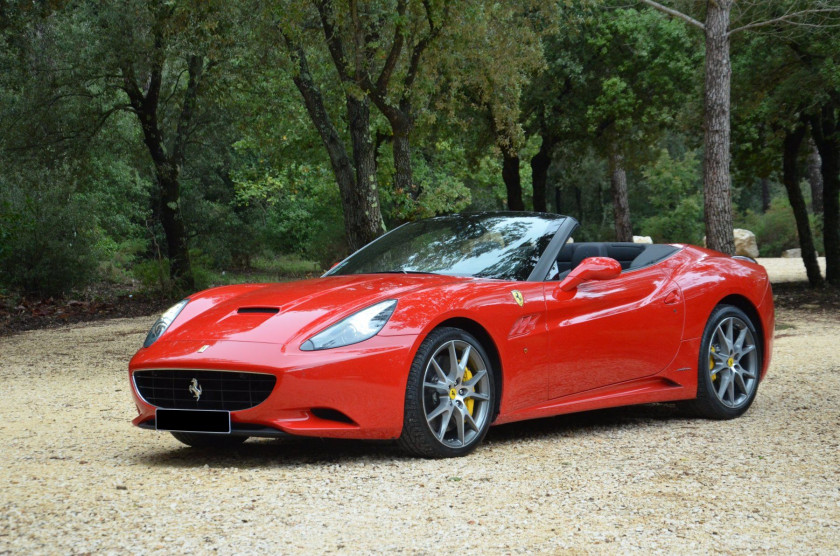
188,378 -> 202,402
511,290 -> 524,307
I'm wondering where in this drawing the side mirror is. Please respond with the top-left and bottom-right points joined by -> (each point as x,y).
557,256 -> 622,293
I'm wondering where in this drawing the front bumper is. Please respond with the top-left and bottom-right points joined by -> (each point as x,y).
129,335 -> 416,439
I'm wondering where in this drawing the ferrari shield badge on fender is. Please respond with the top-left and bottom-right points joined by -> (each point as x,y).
511,290 -> 524,307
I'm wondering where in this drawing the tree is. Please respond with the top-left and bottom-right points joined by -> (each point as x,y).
526,4 -> 697,239
640,0 -> 840,255
276,3 -> 387,250
338,0 -> 448,208
729,5 -> 840,285
438,3 -> 545,212
1,0 -> 245,291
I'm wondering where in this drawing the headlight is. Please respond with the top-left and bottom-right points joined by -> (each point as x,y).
143,299 -> 189,347
300,299 -> 397,351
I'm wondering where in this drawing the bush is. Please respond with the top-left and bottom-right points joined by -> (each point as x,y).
738,196 -> 823,257
0,167 -> 101,296
638,149 -> 705,244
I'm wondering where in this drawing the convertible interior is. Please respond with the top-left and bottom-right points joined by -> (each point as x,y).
548,241 -> 680,281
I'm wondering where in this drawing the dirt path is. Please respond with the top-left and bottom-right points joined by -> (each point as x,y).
1,305 -> 838,553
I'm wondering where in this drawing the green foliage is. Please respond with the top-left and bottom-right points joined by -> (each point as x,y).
638,149 -> 705,245
379,140 -> 472,220
0,167 -> 101,296
738,196 -> 824,257
1,0 -> 836,300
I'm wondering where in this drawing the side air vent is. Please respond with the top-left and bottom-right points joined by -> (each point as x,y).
237,307 -> 280,314
311,408 -> 356,425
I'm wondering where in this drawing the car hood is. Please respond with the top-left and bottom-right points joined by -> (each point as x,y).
161,274 -> 465,347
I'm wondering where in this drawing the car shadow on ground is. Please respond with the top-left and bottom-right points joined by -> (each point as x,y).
134,403 -> 689,469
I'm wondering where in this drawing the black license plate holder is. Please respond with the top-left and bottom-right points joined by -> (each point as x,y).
155,409 -> 231,434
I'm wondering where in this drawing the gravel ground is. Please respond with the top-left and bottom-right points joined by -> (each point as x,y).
1,261 -> 839,553
757,257 -> 827,283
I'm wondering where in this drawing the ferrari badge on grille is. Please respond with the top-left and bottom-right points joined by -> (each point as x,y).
511,290 -> 524,307
188,378 -> 203,401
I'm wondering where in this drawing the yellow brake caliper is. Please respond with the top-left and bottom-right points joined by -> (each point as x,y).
464,368 -> 474,415
710,346 -> 717,382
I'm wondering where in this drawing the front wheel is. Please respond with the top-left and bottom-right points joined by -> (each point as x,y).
399,327 -> 495,458
687,304 -> 762,419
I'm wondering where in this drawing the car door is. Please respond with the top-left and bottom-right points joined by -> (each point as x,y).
543,265 -> 684,399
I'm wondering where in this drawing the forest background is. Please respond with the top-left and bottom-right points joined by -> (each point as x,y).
2,0 -> 840,304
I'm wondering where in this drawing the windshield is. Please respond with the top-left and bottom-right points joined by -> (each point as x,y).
327,213 -> 566,281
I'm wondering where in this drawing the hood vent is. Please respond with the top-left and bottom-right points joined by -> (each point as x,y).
237,307 -> 279,314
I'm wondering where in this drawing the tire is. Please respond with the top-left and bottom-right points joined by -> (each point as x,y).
686,304 -> 762,419
170,432 -> 248,448
398,327 -> 495,458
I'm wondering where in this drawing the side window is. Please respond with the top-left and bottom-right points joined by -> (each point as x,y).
545,239 -> 575,281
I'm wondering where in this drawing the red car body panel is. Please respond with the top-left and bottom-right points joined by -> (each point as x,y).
129,244 -> 773,440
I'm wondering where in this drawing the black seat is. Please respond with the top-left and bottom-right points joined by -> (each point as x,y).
570,243 -> 608,267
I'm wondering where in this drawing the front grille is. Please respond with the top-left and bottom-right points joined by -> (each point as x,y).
133,370 -> 276,411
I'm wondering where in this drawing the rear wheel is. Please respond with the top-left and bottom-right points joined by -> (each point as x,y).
170,432 -> 248,448
399,327 -> 495,458
687,304 -> 761,419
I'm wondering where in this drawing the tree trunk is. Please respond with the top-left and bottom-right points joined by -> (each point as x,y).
783,125 -> 823,286
808,137 -> 824,214
702,0 -> 735,255
288,45 -> 384,252
530,135 -> 553,213
761,177 -> 770,213
156,168 -> 193,291
392,112 -> 418,202
502,150 -> 524,211
131,101 -> 194,291
554,186 -> 563,214
346,95 -> 385,250
812,107 -> 840,285
608,147 -> 633,242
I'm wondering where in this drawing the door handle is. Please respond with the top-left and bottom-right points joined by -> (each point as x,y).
664,289 -> 681,305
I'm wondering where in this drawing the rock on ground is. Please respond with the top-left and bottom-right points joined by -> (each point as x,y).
734,228 -> 760,258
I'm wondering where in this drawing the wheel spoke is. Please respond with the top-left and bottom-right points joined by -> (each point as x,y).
452,408 -> 466,445
447,342 -> 459,381
734,371 -> 748,394
436,406 -> 453,440
427,402 -> 450,421
465,391 -> 490,402
458,344 -> 472,381
463,369 -> 487,388
715,327 -> 731,356
710,360 -> 728,373
741,366 -> 757,379
717,371 -> 732,401
464,411 -> 479,432
725,318 -> 735,350
738,344 -> 756,358
431,358 -> 448,384
727,371 -> 736,402
734,327 -> 747,352
424,381 -> 449,394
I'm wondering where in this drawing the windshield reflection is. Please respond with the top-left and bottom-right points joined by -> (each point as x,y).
328,213 -> 565,281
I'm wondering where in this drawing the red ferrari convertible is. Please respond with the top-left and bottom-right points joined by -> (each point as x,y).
129,212 -> 774,458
